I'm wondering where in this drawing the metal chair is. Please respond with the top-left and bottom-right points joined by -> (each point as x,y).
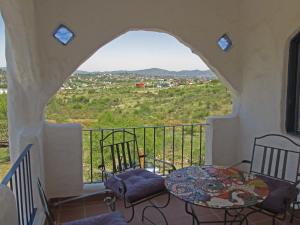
99,130 -> 176,225
37,178 -> 128,225
233,134 -> 300,225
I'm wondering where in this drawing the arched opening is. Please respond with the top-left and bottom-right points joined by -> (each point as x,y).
45,31 -> 233,182
0,12 -> 9,180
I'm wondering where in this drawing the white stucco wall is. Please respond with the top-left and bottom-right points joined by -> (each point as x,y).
237,0 -> 300,161
43,123 -> 83,198
0,0 -> 43,160
0,0 -> 243,200
0,185 -> 18,225
1,1 -> 300,216
206,115 -> 240,166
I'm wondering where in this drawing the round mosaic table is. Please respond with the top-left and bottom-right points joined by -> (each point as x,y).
165,165 -> 269,224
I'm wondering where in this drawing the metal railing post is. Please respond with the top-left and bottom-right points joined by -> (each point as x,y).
1,144 -> 36,225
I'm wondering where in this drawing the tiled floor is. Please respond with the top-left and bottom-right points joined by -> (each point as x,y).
52,193 -> 300,225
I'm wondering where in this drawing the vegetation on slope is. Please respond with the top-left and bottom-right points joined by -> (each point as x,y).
46,80 -> 232,128
45,78 -> 232,182
0,73 -> 233,181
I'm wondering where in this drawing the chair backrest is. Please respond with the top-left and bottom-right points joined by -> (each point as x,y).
100,130 -> 142,174
250,134 -> 300,184
37,178 -> 55,225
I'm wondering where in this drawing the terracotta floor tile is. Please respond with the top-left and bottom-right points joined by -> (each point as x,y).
53,194 -> 300,225
84,204 -> 108,217
59,207 -> 85,223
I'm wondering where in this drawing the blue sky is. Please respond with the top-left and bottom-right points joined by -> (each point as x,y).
0,15 -> 208,71
0,14 -> 5,67
79,31 -> 209,71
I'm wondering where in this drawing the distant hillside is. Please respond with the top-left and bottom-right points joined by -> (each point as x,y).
75,70 -> 90,75
1,67 -> 216,79
75,68 -> 217,79
0,67 -> 217,80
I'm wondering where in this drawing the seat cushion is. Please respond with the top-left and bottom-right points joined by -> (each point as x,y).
62,212 -> 127,225
257,175 -> 299,214
104,168 -> 165,203
282,222 -> 292,225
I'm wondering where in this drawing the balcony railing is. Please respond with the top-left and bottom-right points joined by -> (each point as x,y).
1,144 -> 36,225
82,123 -> 209,183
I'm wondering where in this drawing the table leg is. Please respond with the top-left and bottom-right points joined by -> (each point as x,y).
185,202 -> 200,225
224,209 -> 227,225
185,202 -> 251,225
226,208 -> 249,225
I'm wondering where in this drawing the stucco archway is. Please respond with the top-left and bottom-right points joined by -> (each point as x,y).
43,28 -> 237,113
0,0 -> 243,199
0,0 -> 242,160
42,28 -> 239,115
42,29 -> 237,189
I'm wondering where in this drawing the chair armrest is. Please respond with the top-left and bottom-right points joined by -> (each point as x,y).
293,174 -> 300,186
154,158 -> 177,172
99,164 -> 114,180
99,165 -> 127,196
107,173 -> 127,197
229,160 -> 251,168
99,169 -> 125,212
145,155 -> 176,171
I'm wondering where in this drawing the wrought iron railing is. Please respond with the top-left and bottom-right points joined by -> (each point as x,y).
82,123 -> 209,183
1,144 -> 36,225
0,121 -> 9,147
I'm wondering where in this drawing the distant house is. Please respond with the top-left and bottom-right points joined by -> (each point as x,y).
0,88 -> 7,94
157,81 -> 172,88
136,82 -> 145,88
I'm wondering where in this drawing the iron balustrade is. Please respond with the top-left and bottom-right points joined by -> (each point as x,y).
1,144 -> 36,225
82,123 -> 209,183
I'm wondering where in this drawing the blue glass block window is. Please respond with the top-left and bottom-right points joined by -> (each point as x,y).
217,34 -> 232,52
53,25 -> 74,45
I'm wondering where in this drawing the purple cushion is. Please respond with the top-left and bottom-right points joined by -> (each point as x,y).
282,223 -> 292,225
257,175 -> 299,214
104,169 -> 165,203
62,212 -> 127,225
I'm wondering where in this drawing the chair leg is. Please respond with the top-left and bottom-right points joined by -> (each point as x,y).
244,217 -> 249,225
125,204 -> 136,223
290,202 -> 296,223
225,209 -> 249,225
272,216 -> 276,225
185,202 -> 200,225
142,192 -> 171,225
237,208 -> 260,225
191,205 -> 199,225
104,194 -> 137,223
104,196 -> 116,212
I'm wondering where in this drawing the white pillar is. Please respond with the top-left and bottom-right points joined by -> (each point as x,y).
0,185 -> 18,225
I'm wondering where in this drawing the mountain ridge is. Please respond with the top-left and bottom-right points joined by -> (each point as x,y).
0,67 -> 216,79
75,68 -> 216,79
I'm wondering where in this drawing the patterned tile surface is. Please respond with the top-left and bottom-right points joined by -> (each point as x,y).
165,166 -> 269,208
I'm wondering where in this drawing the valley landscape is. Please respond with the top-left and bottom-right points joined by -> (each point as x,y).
0,68 -> 232,181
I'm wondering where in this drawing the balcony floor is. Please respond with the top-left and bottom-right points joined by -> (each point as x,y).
53,193 -> 300,225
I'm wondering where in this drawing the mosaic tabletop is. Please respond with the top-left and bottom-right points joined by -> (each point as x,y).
165,165 -> 269,209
